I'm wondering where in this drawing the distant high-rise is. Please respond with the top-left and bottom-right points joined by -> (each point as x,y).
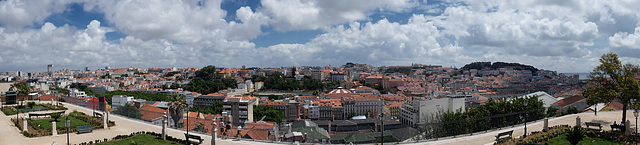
47,64 -> 53,74
85,67 -> 89,72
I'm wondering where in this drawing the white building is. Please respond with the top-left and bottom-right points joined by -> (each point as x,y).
69,88 -> 87,98
179,91 -> 195,107
399,97 -> 465,127
303,100 -> 320,120
112,95 -> 134,109
255,82 -> 264,90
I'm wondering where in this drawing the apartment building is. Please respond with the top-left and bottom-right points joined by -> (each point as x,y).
223,96 -> 258,126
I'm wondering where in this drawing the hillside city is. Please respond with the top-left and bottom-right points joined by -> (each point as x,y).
2,61 -> 615,144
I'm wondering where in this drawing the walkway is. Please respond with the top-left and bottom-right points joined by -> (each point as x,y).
0,101 -> 636,145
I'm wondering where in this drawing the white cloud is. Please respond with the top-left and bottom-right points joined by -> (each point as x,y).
83,0 -> 267,43
260,0 -> 415,31
0,0 -> 75,31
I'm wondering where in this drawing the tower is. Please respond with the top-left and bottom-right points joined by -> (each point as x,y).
47,64 -> 54,74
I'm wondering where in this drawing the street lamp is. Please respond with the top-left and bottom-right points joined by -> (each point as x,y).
634,109 -> 638,145
65,117 -> 71,145
380,112 -> 384,145
523,99 -> 528,138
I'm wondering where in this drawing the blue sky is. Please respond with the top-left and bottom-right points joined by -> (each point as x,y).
1,0 -> 640,73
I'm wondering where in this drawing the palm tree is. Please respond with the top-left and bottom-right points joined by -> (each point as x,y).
167,94 -> 187,128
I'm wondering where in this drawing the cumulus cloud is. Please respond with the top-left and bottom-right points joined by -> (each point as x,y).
0,0 -> 76,31
83,0 -> 267,42
4,0 -> 640,73
260,0 -> 415,31
260,14 -> 471,67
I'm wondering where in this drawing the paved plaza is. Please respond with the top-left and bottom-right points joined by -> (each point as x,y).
1,101 -> 636,145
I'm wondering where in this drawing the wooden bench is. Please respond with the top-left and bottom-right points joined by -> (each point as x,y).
611,124 -> 625,131
495,130 -> 513,141
585,122 -> 602,130
76,125 -> 93,134
185,133 -> 203,144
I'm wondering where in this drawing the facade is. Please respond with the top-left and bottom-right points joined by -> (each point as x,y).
342,95 -> 383,117
223,96 -> 258,126
69,88 -> 87,98
112,95 -> 133,109
194,92 -> 225,107
399,97 -> 465,127
179,91 -> 195,107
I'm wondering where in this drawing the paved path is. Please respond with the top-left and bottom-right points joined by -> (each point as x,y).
0,102 -> 274,145
1,101 -> 636,145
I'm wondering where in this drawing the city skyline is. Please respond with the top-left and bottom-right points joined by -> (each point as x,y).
1,0 -> 640,73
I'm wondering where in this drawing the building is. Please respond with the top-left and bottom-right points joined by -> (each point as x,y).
47,64 -> 54,74
194,92 -> 225,107
223,96 -> 259,126
112,95 -> 134,109
69,88 -> 87,98
342,95 -> 383,117
178,91 -> 196,107
399,97 -> 465,127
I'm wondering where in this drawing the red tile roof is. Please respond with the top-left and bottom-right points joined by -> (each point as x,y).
139,104 -> 168,121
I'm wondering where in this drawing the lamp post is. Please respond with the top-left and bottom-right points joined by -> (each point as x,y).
65,117 -> 70,145
634,109 -> 638,145
523,99 -> 528,138
92,96 -> 95,118
186,107 -> 189,144
380,112 -> 384,145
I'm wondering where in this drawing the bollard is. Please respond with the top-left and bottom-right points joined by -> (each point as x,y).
103,111 -> 108,129
576,116 -> 581,127
52,121 -> 57,136
162,113 -> 167,140
212,122 -> 217,145
543,118 -> 549,132
626,120 -> 631,136
23,116 -> 28,132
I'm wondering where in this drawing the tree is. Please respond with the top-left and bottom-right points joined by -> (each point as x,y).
185,65 -> 237,94
113,104 -> 142,119
584,52 -> 640,123
268,95 -> 279,100
253,105 -> 283,124
50,112 -> 61,122
10,82 -> 30,107
168,94 -> 187,128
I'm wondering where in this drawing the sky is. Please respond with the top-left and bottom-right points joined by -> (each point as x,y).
1,0 -> 640,73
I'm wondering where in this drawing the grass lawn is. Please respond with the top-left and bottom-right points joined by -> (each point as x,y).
96,134 -> 181,145
30,116 -> 89,130
546,134 -> 619,145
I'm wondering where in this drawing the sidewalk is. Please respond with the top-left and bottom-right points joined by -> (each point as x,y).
1,101 -> 635,145
0,102 -> 273,145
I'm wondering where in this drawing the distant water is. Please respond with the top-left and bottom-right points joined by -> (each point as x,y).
563,73 -> 589,80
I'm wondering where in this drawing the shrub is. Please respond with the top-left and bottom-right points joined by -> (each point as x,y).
566,126 -> 585,145
50,113 -> 61,122
27,102 -> 36,108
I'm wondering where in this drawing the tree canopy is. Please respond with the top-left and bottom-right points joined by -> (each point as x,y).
185,65 -> 236,95
584,52 -> 640,123
251,72 -> 329,91
253,105 -> 283,124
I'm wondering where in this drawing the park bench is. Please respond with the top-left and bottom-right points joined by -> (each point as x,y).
495,130 -> 513,141
76,125 -> 93,134
185,133 -> 204,144
611,124 -> 625,131
585,122 -> 602,130
58,102 -> 64,106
